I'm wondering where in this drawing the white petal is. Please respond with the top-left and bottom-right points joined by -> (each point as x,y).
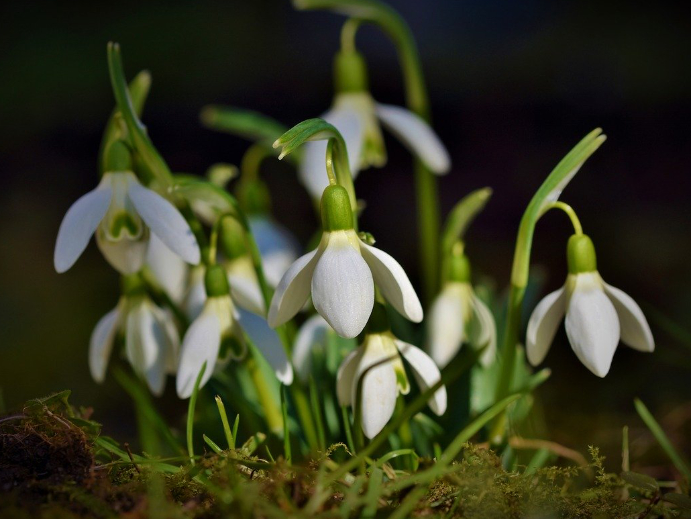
151,306 -> 180,375
565,278 -> 620,377
298,108 -> 363,199
89,306 -> 121,383
312,232 -> 374,338
146,233 -> 188,304
127,180 -> 201,265
185,266 -> 207,321
526,287 -> 566,367
375,103 -> 450,174
355,336 -> 398,439
54,185 -> 112,273
469,294 -> 497,367
125,300 -> 168,396
96,231 -> 148,274
427,284 -> 469,368
226,258 -> 266,316
396,341 -> 447,415
603,282 -> 654,352
248,216 -> 300,287
293,314 -> 330,382
176,312 -> 221,398
336,347 -> 362,407
237,308 -> 293,385
268,248 -> 322,328
359,241 -> 422,323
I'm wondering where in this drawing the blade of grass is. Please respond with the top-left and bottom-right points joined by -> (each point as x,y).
281,386 -> 291,464
310,377 -> 327,451
634,398 -> 691,481
203,434 -> 223,454
215,395 -> 235,450
362,467 -> 383,518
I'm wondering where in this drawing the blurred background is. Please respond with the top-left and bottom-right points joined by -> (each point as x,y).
1,0 -> 690,469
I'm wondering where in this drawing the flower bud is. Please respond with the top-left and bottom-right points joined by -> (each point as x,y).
567,234 -> 597,274
320,184 -> 354,231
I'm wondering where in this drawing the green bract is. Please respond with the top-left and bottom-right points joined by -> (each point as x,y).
567,234 -> 597,274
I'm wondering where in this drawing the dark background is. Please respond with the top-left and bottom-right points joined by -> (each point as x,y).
1,0 -> 690,466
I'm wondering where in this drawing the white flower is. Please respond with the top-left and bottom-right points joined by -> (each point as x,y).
176,292 -> 245,398
337,331 -> 446,439
224,255 -> 266,316
428,282 -> 496,368
54,171 -> 200,274
299,92 -> 451,199
292,314 -> 332,382
176,265 -> 293,398
248,215 -> 300,287
184,265 -> 207,321
89,295 -> 179,396
146,234 -> 188,304
526,235 -> 654,377
268,228 -> 422,339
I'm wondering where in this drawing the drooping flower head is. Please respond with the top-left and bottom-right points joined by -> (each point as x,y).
299,50 -> 450,199
337,303 -> 446,439
527,234 -> 654,377
176,264 -> 293,399
428,247 -> 496,368
54,140 -> 200,274
89,273 -> 179,396
268,184 -> 423,338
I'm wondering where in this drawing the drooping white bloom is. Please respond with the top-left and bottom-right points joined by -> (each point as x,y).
526,235 -> 654,377
337,331 -> 446,439
269,184 -> 422,338
89,295 -> 179,396
292,314 -> 332,382
248,215 -> 300,287
428,282 -> 496,368
299,92 -> 451,199
224,255 -> 266,316
176,265 -> 293,398
268,229 -> 422,339
146,233 -> 189,304
54,171 -> 200,274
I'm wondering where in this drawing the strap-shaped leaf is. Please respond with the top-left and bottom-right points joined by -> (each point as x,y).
107,42 -> 174,188
440,187 -> 492,256
201,105 -> 288,145
511,128 -> 606,287
98,70 -> 151,175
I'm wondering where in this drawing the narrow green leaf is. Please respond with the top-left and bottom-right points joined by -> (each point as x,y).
215,395 -> 235,451
107,42 -> 174,187
309,377 -> 327,451
635,398 -> 691,482
362,467 -> 383,518
99,70 -> 151,175
200,105 -> 288,145
440,187 -> 492,255
281,386 -> 291,464
203,434 -> 223,455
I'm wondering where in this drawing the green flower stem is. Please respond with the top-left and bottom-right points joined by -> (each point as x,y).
245,355 -> 283,434
543,201 -> 583,235
489,129 -> 606,444
294,0 -> 440,303
340,18 -> 361,53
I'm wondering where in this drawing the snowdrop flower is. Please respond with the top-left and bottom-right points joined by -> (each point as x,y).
146,234 -> 188,304
248,215 -> 300,287
89,274 -> 179,396
54,141 -> 200,274
527,234 -> 654,377
268,184 -> 423,338
299,51 -> 451,199
176,264 -> 293,398
428,251 -> 496,368
337,304 -> 446,438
